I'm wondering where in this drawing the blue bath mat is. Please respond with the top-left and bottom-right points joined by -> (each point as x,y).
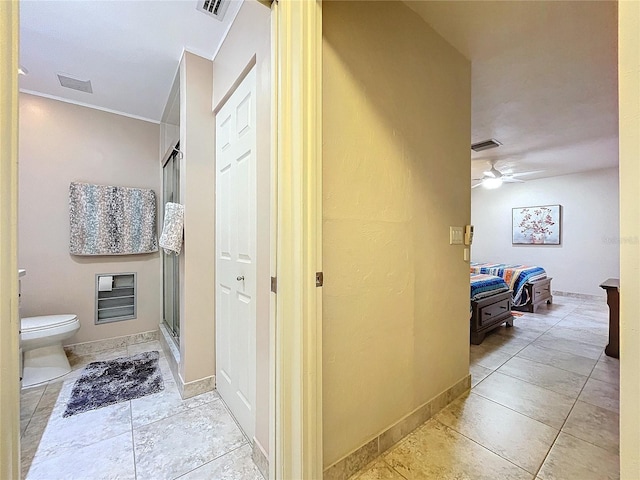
63,351 -> 164,417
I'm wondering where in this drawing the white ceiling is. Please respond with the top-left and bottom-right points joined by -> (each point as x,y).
19,0 -> 243,123
406,0 -> 619,183
20,0 -> 618,182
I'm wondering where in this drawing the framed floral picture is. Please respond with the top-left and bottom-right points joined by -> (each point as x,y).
512,204 -> 561,245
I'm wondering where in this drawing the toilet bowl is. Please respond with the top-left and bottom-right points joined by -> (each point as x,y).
21,314 -> 80,388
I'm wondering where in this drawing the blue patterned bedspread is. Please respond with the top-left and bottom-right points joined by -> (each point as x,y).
470,263 -> 547,306
470,273 -> 510,302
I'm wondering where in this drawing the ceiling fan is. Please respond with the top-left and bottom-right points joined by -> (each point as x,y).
472,160 -> 540,189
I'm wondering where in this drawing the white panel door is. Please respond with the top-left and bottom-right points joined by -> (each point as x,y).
215,67 -> 257,439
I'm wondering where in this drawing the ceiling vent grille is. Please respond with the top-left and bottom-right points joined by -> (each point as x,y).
57,74 -> 93,94
196,0 -> 230,21
471,138 -> 502,152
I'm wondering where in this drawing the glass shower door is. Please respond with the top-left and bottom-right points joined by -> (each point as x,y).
162,145 -> 180,342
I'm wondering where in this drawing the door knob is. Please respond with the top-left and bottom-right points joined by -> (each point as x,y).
237,275 -> 245,281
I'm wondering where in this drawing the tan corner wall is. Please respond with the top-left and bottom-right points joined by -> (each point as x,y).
18,94 -> 161,344
213,0 -> 272,454
619,1 -> 640,477
0,1 -> 20,475
178,51 -> 216,384
322,1 -> 471,467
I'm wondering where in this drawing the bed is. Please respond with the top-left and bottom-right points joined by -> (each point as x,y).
470,262 -> 553,313
470,273 -> 514,345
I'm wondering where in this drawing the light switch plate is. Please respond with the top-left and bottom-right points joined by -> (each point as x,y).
450,226 -> 464,245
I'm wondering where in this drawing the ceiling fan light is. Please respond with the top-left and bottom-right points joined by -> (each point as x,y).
482,177 -> 503,189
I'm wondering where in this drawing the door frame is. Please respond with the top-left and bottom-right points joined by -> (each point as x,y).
270,0 -> 323,478
619,2 -> 640,477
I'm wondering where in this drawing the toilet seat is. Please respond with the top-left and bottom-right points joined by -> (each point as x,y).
22,314 -> 78,333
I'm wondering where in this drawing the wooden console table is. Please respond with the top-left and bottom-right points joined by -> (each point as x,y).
600,278 -> 619,359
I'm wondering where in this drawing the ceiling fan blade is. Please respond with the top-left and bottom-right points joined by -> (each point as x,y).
509,170 -> 544,178
471,182 -> 484,189
502,177 -> 525,183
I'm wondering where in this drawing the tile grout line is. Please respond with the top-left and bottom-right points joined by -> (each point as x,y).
131,394 -> 249,479
131,394 -> 222,431
217,394 -> 252,445
493,366 -> 588,398
381,457 -> 410,480
514,349 -> 599,377
430,417 -> 537,477
21,379 -> 77,476
471,317 -> 562,385
556,430 -> 620,456
130,399 -> 138,480
351,431 -> 422,480
171,442 -> 253,480
469,388 -> 564,432
500,313 -> 605,372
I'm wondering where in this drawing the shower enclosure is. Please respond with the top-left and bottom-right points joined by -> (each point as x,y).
162,144 -> 180,342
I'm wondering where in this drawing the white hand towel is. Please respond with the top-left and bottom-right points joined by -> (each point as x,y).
159,202 -> 184,255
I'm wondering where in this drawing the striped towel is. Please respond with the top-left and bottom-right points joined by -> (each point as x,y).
69,182 -> 158,255
159,202 -> 184,255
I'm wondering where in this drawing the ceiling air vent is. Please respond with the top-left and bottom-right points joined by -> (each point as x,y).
471,138 -> 502,152
57,74 -> 93,94
196,0 -> 230,21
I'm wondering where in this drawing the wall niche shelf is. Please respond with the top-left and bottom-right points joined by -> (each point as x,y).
95,273 -> 137,324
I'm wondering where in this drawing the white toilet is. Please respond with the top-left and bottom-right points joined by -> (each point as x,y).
21,314 -> 80,388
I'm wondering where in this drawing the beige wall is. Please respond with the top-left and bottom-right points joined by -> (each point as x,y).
619,1 -> 640,477
322,1 -> 471,467
18,94 -> 161,344
178,52 -> 216,384
212,0 -> 272,454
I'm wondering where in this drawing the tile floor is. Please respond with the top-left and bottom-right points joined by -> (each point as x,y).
20,340 -> 265,480
350,295 -> 620,480
21,296 -> 620,480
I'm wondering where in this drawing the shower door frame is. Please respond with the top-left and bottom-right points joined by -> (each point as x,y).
162,144 -> 181,343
